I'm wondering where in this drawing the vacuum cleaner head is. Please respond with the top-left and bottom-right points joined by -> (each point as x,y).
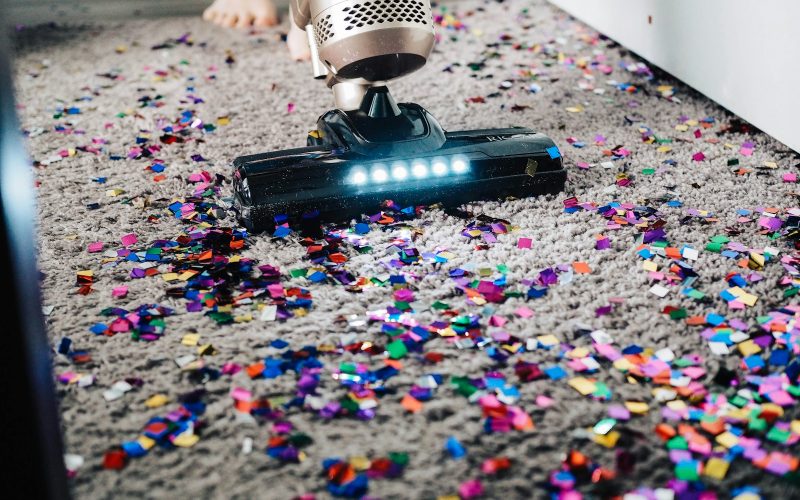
232,92 -> 565,233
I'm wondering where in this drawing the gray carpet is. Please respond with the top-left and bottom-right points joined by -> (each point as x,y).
12,0 -> 800,498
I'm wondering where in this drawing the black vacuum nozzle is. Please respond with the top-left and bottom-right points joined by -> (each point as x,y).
232,89 -> 566,232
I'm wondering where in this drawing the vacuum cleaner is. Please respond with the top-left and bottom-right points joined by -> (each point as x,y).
232,0 -> 566,232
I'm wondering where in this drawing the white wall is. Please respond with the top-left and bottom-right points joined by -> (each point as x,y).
549,0 -> 800,153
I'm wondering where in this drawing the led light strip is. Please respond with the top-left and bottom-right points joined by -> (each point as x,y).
348,156 -> 470,185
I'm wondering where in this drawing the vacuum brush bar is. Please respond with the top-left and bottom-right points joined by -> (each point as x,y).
232,127 -> 566,232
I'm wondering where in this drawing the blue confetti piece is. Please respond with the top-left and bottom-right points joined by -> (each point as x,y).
273,226 -> 291,238
770,349 -> 790,366
354,222 -> 370,235
89,323 -> 108,335
546,146 -> 561,159
121,441 -> 147,457
445,436 -> 466,459
308,271 -> 327,283
270,339 -> 289,349
544,365 -> 567,380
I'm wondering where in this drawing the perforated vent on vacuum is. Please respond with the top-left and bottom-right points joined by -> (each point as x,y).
342,0 -> 430,31
314,14 -> 334,45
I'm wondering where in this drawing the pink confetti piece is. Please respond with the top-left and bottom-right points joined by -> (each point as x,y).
489,315 -> 507,327
517,237 -> 532,249
120,233 -> 138,246
535,394 -> 555,407
783,172 -> 797,183
112,286 -> 128,298
87,241 -> 104,253
692,152 -> 706,162
514,306 -> 534,318
287,102 -> 295,113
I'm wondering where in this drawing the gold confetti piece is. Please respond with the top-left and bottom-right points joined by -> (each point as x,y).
624,401 -> 649,414
763,161 -> 778,169
612,358 -> 633,372
567,347 -> 589,359
178,271 -> 196,281
656,146 -> 672,153
642,260 -> 658,272
172,432 -> 199,448
115,45 -> 127,53
161,272 -> 179,282
197,344 -> 217,356
137,436 -> 156,451
667,400 -> 687,411
761,403 -> 784,417
703,457 -> 729,480
592,430 -> 620,448
144,394 -> 169,408
216,116 -> 231,126
568,377 -> 597,396
565,105 -> 584,113
537,334 -> 559,347
181,334 -> 200,346
715,431 -> 739,449
737,340 -> 761,356
349,456 -> 371,471
438,327 -> 457,337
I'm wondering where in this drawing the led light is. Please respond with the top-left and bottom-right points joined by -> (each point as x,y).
391,162 -> 408,180
411,161 -> 428,178
371,164 -> 388,183
451,157 -> 469,174
350,169 -> 367,185
432,158 -> 448,176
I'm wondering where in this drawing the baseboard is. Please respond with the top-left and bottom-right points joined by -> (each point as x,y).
7,0 -> 206,25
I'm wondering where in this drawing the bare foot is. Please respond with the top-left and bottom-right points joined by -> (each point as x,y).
287,19 -> 311,61
203,0 -> 278,28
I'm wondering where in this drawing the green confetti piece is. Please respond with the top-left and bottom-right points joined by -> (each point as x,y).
642,168 -> 656,175
669,308 -> 687,320
710,235 -> 730,244
340,397 -> 359,413
290,268 -> 308,278
388,451 -> 409,466
288,433 -> 313,447
675,462 -> 699,481
386,339 -> 408,359
394,301 -> 411,311
451,376 -> 478,397
767,426 -> 791,444
705,242 -> 722,253
748,418 -> 767,432
687,289 -> 705,300
666,436 -> 688,450
729,395 -> 748,408
340,362 -> 357,374
431,301 -> 451,310
593,418 -> 616,435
